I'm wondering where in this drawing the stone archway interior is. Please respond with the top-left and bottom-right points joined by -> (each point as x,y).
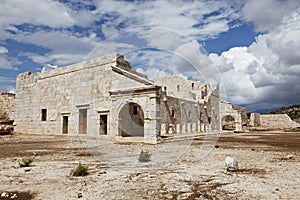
222,115 -> 235,130
118,102 -> 144,137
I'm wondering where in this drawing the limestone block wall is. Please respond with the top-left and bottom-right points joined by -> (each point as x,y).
14,53 -> 146,136
208,84 -> 220,131
156,76 -> 220,133
0,92 -> 15,121
160,93 -> 220,134
110,86 -> 161,143
154,75 -> 207,101
249,113 -> 261,127
260,114 -> 300,129
219,100 -> 243,131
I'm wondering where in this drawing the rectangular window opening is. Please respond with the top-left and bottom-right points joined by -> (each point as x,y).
41,109 -> 47,121
62,116 -> 68,134
79,109 -> 88,134
133,105 -> 138,115
171,108 -> 175,118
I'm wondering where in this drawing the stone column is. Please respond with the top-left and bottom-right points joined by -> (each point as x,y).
143,96 -> 160,144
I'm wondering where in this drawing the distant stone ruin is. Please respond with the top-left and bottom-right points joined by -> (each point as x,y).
0,92 -> 15,123
249,113 -> 300,130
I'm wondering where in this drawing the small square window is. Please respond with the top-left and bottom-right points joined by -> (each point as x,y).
41,109 -> 47,121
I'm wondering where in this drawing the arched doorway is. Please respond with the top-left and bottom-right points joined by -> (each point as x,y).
222,115 -> 235,130
118,102 -> 144,137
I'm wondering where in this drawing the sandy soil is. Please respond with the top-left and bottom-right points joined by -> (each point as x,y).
0,131 -> 299,200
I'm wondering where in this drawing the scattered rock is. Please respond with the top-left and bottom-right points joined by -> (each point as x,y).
225,156 -> 238,172
1,192 -> 8,198
77,192 -> 82,198
286,154 -> 294,159
148,174 -> 156,178
24,168 -> 31,172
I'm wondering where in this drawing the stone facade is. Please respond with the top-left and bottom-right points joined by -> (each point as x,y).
154,76 -> 220,134
219,101 -> 244,131
14,53 -> 221,143
0,92 -> 15,122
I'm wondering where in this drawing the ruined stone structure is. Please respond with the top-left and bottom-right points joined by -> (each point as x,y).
155,76 -> 220,134
250,113 -> 300,129
249,113 -> 261,127
14,53 -> 220,143
219,101 -> 246,131
0,92 -> 15,122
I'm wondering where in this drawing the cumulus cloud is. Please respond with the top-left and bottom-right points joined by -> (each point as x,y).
13,30 -> 99,66
242,0 -> 300,32
0,0 -> 75,28
96,0 -> 243,40
209,7 -> 300,110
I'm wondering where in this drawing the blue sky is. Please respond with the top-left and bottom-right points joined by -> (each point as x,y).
0,0 -> 299,112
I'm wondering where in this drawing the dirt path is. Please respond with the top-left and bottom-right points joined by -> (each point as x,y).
0,132 -> 299,199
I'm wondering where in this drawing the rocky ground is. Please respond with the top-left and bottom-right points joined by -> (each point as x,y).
0,131 -> 299,200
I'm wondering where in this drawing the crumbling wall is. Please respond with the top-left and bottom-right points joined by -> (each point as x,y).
0,92 -> 15,122
249,113 -> 261,127
260,114 -> 300,129
156,76 -> 220,133
219,101 -> 243,131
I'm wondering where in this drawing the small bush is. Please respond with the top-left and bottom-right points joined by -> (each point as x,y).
72,162 -> 89,176
19,157 -> 34,167
138,150 -> 151,162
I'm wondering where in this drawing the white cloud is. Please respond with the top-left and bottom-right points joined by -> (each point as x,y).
13,30 -> 99,66
0,46 -> 12,69
96,0 -> 242,40
242,0 -> 300,32
0,0 -> 75,28
209,7 -> 300,110
0,0 -> 244,70
0,47 -> 8,54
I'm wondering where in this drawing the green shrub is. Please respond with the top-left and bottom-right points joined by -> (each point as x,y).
138,150 -> 151,162
72,162 -> 89,176
19,157 -> 34,167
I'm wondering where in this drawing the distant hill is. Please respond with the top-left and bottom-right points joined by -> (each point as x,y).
265,104 -> 300,123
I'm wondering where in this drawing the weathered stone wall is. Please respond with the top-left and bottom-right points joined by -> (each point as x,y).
0,92 -> 15,122
249,113 -> 261,127
15,53 -> 222,142
154,75 -> 207,101
219,101 -> 243,131
156,76 -> 220,133
260,114 -> 300,129
15,53 -> 149,136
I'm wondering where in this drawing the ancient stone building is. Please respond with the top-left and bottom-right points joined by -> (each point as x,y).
14,53 -> 220,143
0,92 -> 15,122
219,101 -> 247,131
